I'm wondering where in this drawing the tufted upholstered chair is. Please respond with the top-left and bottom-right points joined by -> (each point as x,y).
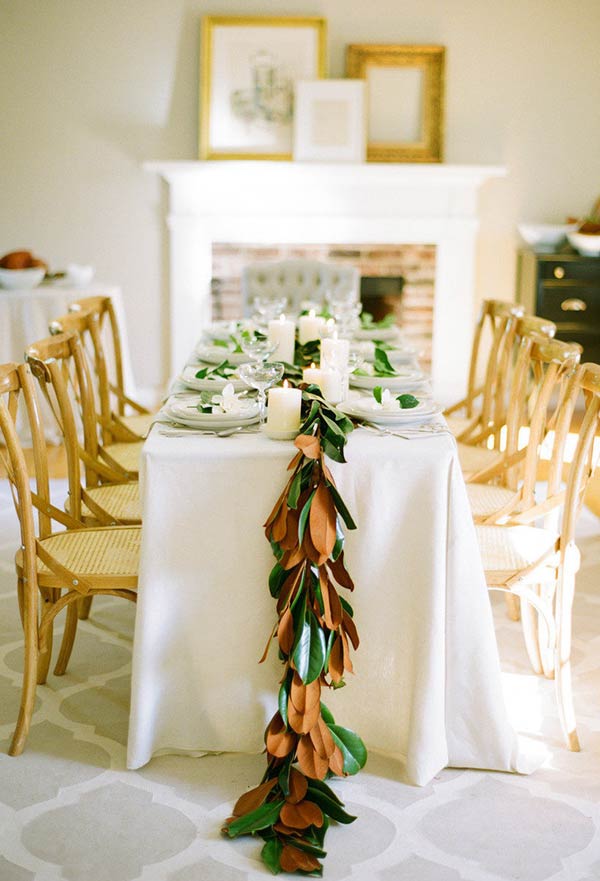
240,260 -> 360,316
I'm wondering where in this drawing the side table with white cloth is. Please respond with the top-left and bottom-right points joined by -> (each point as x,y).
0,282 -> 136,438
128,424 -> 529,786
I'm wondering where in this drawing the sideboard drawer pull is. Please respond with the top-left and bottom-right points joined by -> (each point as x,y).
553,266 -> 566,279
561,298 -> 587,312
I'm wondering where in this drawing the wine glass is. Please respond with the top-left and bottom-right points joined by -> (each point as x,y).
239,361 -> 284,424
252,296 -> 288,329
239,335 -> 278,363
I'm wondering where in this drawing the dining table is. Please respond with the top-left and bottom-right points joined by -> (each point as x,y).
127,375 -> 527,786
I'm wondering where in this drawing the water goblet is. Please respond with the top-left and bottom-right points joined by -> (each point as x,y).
239,361 -> 284,425
253,296 -> 288,323
239,335 -> 278,363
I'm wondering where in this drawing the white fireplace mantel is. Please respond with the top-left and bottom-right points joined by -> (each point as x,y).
146,161 -> 506,401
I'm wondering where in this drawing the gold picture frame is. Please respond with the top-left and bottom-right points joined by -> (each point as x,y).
346,44 -> 445,163
200,16 -> 327,161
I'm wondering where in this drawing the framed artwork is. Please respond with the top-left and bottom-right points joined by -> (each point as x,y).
293,80 -> 366,162
200,16 -> 327,160
346,44 -> 445,163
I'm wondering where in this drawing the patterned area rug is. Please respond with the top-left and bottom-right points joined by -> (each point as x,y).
1,479 -> 600,881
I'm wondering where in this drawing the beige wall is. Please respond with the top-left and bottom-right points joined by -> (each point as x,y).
2,0 -> 599,394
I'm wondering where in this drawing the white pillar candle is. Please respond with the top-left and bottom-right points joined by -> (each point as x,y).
321,335 -> 350,371
303,362 -> 324,387
266,382 -> 302,436
298,310 -> 325,345
268,314 -> 296,365
319,368 -> 344,404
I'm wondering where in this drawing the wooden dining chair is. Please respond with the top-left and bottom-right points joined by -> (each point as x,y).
26,330 -> 143,482
457,314 -> 557,480
444,299 -> 524,442
0,361 -> 140,756
476,361 -> 600,751
68,295 -> 154,440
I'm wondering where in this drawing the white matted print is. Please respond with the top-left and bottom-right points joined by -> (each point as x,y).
200,17 -> 326,160
293,80 -> 366,162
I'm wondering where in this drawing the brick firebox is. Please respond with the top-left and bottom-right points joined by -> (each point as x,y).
211,243 -> 436,370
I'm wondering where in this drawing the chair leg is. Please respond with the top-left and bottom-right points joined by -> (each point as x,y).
555,563 -> 580,751
78,596 -> 93,620
505,592 -> 521,621
538,582 -> 556,679
36,590 -> 57,685
9,579 -> 39,756
54,600 -> 79,676
16,577 -> 25,628
520,592 -> 543,675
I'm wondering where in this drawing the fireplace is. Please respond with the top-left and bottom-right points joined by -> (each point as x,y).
145,160 -> 506,403
211,242 -> 435,371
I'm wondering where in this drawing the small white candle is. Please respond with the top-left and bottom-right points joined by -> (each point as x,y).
298,310 -> 325,345
319,368 -> 344,404
266,381 -> 302,436
303,362 -> 324,387
321,335 -> 350,371
268,314 -> 295,365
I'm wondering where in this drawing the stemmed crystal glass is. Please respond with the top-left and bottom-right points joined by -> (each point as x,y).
239,361 -> 284,425
252,296 -> 288,330
239,335 -> 278,363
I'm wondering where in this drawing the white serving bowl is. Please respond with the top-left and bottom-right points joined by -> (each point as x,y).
567,232 -> 600,257
0,267 -> 46,289
518,223 -> 577,253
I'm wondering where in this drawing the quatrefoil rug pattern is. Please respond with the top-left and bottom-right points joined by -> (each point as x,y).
1,480 -> 600,880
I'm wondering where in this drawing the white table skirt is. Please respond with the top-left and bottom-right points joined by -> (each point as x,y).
128,426 -> 527,786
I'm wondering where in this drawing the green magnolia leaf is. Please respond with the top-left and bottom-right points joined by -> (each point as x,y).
305,787 -> 356,824
319,702 -> 335,726
278,679 -> 289,728
226,800 -> 284,837
328,725 -> 367,775
261,836 -> 283,874
195,366 -> 209,379
300,399 -> 321,433
352,368 -> 371,377
269,563 -> 287,598
293,610 -> 326,684
397,393 -> 419,409
322,435 -> 346,464
360,311 -> 375,327
326,483 -> 357,530
373,385 -> 383,404
288,471 -> 303,510
306,776 -> 344,806
213,338 -> 230,348
278,758 -> 291,796
311,814 -> 329,848
324,629 -> 335,668
373,348 -> 398,377
298,489 -> 316,544
332,522 -> 344,561
288,837 -> 327,858
290,594 -> 307,656
372,339 -> 393,350
339,596 -> 354,618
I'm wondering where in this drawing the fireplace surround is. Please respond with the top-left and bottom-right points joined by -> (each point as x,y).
145,161 -> 505,402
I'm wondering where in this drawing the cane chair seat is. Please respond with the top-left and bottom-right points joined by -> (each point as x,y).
16,526 -> 141,589
457,442 -> 501,478
104,441 -> 143,475
66,482 -> 142,524
120,412 -> 154,438
466,484 -> 518,519
446,414 -> 476,439
476,524 -> 559,584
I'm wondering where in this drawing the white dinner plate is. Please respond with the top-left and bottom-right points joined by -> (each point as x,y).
339,395 -> 442,426
163,403 -> 259,430
201,320 -> 255,342
195,344 -> 249,366
353,326 -> 400,342
350,372 -> 429,393
178,365 -> 246,392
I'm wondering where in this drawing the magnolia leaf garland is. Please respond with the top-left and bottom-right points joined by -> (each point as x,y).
223,386 -> 367,876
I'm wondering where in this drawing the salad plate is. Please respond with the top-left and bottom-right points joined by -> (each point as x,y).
339,393 -> 442,427
353,326 -> 400,342
195,344 -> 249,366
178,364 -> 246,392
350,372 -> 428,393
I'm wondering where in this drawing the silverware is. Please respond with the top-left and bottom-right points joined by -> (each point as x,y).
361,421 -> 451,440
158,425 -> 248,438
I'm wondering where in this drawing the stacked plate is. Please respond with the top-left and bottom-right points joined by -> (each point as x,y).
339,392 -> 442,427
195,343 -> 249,366
350,367 -> 427,393
178,364 -> 246,392
163,395 -> 259,430
353,326 -> 400,342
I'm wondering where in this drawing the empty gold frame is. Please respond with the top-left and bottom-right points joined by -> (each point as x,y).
200,16 -> 327,161
346,44 -> 445,163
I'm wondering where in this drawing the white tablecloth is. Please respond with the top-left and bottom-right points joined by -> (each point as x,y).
0,282 -> 136,438
128,426 -> 526,786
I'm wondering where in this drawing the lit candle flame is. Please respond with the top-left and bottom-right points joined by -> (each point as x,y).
310,362 -> 316,369
279,314 -> 286,323
309,309 -> 316,318
283,379 -> 289,389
